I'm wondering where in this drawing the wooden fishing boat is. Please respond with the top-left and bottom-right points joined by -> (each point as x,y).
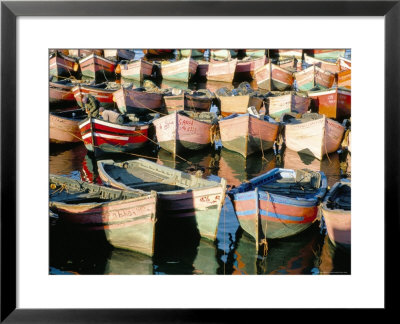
163,89 -> 186,114
49,174 -> 157,256
270,49 -> 303,60
311,49 -> 346,60
210,49 -> 238,59
219,114 -> 279,158
204,80 -> 234,94
206,59 -> 238,83
68,49 -> 104,58
236,56 -> 267,79
254,61 -> 294,91
50,109 -> 87,143
307,88 -> 351,120
185,91 -> 213,112
274,57 -> 298,73
160,58 -> 198,82
304,54 -> 340,74
50,49 -> 70,56
143,49 -> 174,56
196,60 -> 210,78
49,51 -> 78,79
284,113 -> 345,160
177,49 -> 205,58
337,69 -> 351,90
321,179 -> 351,246
229,168 -> 327,244
118,59 -> 154,81
72,83 -> 119,109
267,91 -> 311,119
79,53 -> 117,82
244,49 -> 266,58
337,56 -> 351,70
153,111 -> 216,155
97,158 -> 227,241
49,79 -> 77,107
112,87 -> 163,115
294,65 -> 335,91
103,49 -> 136,61
217,93 -> 264,117
78,117 -> 151,156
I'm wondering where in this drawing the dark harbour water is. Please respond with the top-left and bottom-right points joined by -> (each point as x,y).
49,142 -> 351,275
49,49 -> 351,275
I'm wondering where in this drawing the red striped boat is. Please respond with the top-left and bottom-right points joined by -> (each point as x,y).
229,168 -> 327,245
321,179 -> 351,246
304,54 -> 340,74
72,83 -> 119,109
79,53 -> 117,82
50,109 -> 87,144
49,79 -> 76,107
112,87 -> 163,115
294,65 -> 335,91
254,61 -> 294,91
118,59 -> 154,81
49,174 -> 157,256
206,59 -> 238,83
236,56 -> 267,79
78,117 -> 151,156
219,114 -> 279,158
68,49 -> 104,58
153,111 -> 215,155
97,158 -> 227,241
307,88 -> 351,120
49,51 -> 78,79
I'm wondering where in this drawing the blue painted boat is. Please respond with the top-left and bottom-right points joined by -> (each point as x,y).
229,168 -> 327,247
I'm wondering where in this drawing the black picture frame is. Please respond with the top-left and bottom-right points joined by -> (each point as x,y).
1,0 -> 398,322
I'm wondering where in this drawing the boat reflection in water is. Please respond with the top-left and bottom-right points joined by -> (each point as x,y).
318,235 -> 351,275
283,147 -> 341,187
49,143 -> 87,177
224,222 -> 324,275
217,148 -> 276,187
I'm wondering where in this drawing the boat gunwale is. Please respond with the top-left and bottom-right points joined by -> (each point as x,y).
97,158 -> 224,196
230,168 -> 328,203
321,179 -> 351,213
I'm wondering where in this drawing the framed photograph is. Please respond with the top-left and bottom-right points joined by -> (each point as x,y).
1,0 -> 397,321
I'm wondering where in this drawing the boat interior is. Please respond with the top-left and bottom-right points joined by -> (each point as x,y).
256,169 -> 321,198
49,176 -> 143,204
101,160 -> 218,193
326,183 -> 351,210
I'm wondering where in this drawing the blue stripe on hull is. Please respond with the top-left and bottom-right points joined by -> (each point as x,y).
236,209 -> 305,222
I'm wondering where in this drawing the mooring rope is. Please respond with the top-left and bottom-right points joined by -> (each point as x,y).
259,190 -> 269,257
